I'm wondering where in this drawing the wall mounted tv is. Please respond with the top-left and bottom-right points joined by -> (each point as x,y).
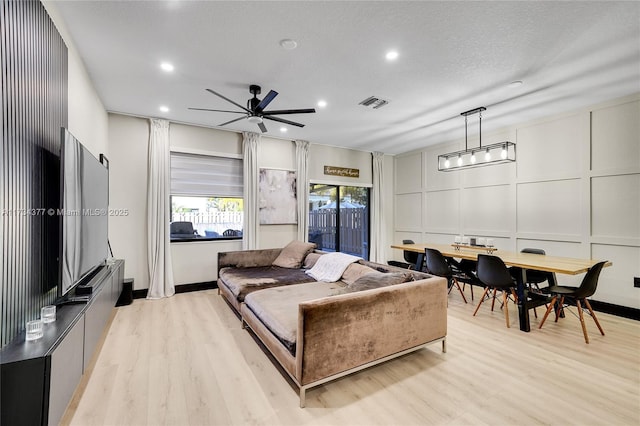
59,128 -> 109,297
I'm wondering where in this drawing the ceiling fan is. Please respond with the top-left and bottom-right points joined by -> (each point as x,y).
189,84 -> 315,133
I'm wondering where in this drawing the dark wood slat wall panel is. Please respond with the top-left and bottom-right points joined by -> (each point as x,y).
1,0 -> 68,347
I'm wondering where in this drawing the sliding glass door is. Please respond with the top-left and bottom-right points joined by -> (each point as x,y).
308,184 -> 370,259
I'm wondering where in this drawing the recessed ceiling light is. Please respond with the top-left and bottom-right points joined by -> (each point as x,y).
280,127 -> 287,133
317,100 -> 327,108
279,39 -> 298,50
159,105 -> 169,113
508,80 -> 523,88
385,50 -> 399,61
160,62 -> 174,72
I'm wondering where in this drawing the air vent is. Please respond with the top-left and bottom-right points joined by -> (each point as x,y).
358,96 -> 390,109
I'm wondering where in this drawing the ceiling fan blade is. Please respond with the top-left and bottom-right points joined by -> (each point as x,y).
263,115 -> 305,128
188,107 -> 245,114
206,88 -> 251,112
254,90 -> 278,113
262,108 -> 316,115
218,116 -> 247,127
258,122 -> 268,133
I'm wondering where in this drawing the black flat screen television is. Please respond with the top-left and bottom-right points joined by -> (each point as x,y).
59,128 -> 109,297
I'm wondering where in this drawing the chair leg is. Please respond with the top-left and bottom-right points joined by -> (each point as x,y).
576,299 -> 590,344
462,283 -> 474,301
454,278 -> 468,304
555,296 -> 565,323
473,287 -> 491,316
503,290 -> 510,328
538,296 -> 557,329
584,299 -> 605,336
510,288 -> 518,304
491,288 -> 498,311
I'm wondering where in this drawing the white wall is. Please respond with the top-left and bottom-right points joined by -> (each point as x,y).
107,117 -> 246,288
309,144 -> 373,185
169,123 -> 243,285
107,117 -> 376,289
107,114 -> 150,290
43,1 -> 108,157
393,94 -> 640,309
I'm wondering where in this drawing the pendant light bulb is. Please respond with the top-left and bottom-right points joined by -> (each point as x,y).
444,157 -> 450,168
485,148 -> 491,161
470,151 -> 476,164
457,155 -> 463,167
501,145 -> 508,159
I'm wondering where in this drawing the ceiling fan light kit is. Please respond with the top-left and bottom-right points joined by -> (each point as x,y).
438,107 -> 516,172
189,84 -> 315,133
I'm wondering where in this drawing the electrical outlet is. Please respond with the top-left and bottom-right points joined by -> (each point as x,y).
635,277 -> 640,288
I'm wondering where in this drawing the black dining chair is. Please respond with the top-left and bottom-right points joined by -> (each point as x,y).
474,254 -> 518,328
454,258 -> 482,301
402,239 -> 420,270
511,248 -> 553,291
424,248 -> 468,303
538,261 -> 607,344
509,248 -> 553,318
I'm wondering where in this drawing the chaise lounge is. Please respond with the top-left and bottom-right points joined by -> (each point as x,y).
217,241 -> 448,406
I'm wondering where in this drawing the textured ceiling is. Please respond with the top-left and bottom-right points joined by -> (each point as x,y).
49,1 -> 640,154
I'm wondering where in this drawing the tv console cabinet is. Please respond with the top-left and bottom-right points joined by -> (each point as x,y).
0,260 -> 124,426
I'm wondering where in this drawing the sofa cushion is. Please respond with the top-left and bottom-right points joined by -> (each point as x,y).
303,252 -> 322,269
272,240 -> 317,268
341,263 -> 379,285
244,281 -> 346,355
346,272 -> 414,292
219,266 -> 317,301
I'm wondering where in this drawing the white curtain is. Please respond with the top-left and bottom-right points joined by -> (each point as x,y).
243,132 -> 260,250
146,119 -> 175,299
295,140 -> 310,242
370,152 -> 386,263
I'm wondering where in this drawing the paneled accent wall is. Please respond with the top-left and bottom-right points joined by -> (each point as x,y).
394,95 -> 640,309
1,0 -> 68,347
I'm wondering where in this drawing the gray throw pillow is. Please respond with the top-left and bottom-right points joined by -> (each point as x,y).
341,263 -> 379,285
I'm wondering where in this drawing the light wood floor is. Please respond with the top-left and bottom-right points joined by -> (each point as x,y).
62,288 -> 640,426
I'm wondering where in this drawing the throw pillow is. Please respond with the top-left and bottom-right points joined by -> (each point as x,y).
303,252 -> 322,269
272,240 -> 317,268
347,272 -> 414,292
341,263 -> 379,285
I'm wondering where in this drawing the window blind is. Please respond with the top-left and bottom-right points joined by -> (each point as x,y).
170,152 -> 243,197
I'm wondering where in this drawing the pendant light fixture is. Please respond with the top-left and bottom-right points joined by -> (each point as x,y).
438,107 -> 516,171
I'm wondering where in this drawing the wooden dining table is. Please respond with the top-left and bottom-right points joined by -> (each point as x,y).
391,242 -> 612,332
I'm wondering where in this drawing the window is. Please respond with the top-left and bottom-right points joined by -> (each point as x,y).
170,152 -> 243,241
308,184 -> 370,259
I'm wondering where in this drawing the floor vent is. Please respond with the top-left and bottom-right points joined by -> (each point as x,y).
358,96 -> 390,109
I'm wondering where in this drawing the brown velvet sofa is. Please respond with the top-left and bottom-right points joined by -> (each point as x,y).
217,245 -> 448,407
